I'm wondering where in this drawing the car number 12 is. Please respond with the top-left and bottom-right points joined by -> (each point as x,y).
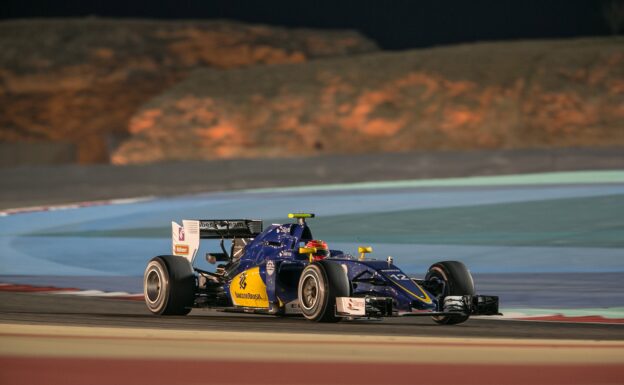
389,273 -> 409,281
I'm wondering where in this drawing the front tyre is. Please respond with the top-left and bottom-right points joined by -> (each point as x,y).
425,261 -> 475,325
143,255 -> 196,315
298,260 -> 350,322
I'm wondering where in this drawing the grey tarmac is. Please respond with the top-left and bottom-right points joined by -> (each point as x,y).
1,292 -> 622,340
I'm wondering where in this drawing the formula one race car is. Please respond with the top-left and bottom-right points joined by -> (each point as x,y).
143,214 -> 500,324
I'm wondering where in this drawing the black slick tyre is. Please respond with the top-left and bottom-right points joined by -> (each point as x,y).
425,261 -> 475,325
143,255 -> 196,315
298,260 -> 350,322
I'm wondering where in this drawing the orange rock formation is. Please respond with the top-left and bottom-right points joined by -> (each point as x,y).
0,19 -> 377,163
112,38 -> 624,164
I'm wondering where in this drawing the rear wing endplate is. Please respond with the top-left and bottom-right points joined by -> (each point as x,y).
171,219 -> 262,264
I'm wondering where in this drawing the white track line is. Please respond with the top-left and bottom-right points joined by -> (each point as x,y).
0,196 -> 154,216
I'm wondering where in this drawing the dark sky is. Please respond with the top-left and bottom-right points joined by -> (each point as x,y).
1,0 -> 616,50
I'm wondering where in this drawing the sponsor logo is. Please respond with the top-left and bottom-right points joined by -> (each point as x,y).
200,220 -> 247,230
230,267 -> 269,308
266,261 -> 275,275
381,269 -> 401,273
239,272 -> 247,289
336,297 -> 365,316
284,300 -> 302,314
178,227 -> 185,241
347,298 -> 362,311
234,292 -> 264,300
174,244 -> 189,255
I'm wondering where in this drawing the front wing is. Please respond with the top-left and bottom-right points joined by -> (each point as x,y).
336,295 -> 500,318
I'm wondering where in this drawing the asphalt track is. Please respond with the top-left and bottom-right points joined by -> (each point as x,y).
1,292 -> 623,340
2,321 -> 623,385
2,171 -> 624,313
2,168 -> 624,384
2,292 -> 624,385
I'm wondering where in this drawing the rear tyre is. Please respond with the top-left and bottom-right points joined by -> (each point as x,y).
298,260 -> 350,322
425,261 -> 475,325
143,255 -> 196,315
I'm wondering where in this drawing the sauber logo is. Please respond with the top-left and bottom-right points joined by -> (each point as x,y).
174,244 -> 189,255
239,272 -> 247,290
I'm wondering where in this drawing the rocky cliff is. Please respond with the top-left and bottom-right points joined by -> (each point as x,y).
111,37 -> 624,164
0,18 -> 377,163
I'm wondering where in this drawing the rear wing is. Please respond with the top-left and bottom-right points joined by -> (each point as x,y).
171,219 -> 262,263
198,219 -> 263,239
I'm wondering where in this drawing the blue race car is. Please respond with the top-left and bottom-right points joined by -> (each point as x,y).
143,213 -> 500,324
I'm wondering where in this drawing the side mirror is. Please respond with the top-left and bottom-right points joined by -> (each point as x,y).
299,247 -> 317,254
358,246 -> 373,260
299,246 -> 318,263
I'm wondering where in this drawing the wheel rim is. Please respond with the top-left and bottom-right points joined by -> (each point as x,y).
301,274 -> 319,310
146,269 -> 162,303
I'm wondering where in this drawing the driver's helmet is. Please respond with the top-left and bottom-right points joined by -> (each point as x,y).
306,239 -> 329,261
